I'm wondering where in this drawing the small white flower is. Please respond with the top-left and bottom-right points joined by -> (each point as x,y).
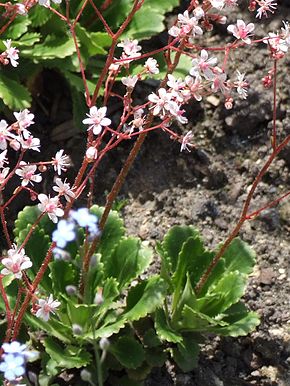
117,39 -> 141,58
85,146 -> 98,162
227,19 -> 255,44
0,120 -> 12,150
82,106 -> 111,135
184,75 -> 203,101
0,354 -> 25,381
15,161 -> 42,186
15,3 -> 27,15
148,88 -> 174,116
144,58 -> 159,74
256,0 -> 277,19
169,11 -> 203,39
0,149 -> 7,168
19,135 -> 40,152
52,177 -> 75,201
38,194 -> 64,223
13,109 -> 34,132
180,130 -> 194,152
52,219 -> 76,248
235,70 -> 248,99
0,167 -> 9,184
35,294 -> 61,322
38,0 -> 62,7
190,50 -> 217,79
3,40 -> 19,67
52,149 -> 70,175
264,32 -> 288,54
121,75 -> 138,89
1,245 -> 32,279
210,0 -> 225,10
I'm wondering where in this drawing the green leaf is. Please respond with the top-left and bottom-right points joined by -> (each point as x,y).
75,24 -> 111,57
180,305 -> 223,332
15,32 -> 41,47
0,73 -> 31,110
222,238 -> 256,275
171,236 -> 214,311
85,276 -> 167,338
172,335 -> 199,372
66,301 -> 97,330
29,34 -> 76,59
44,337 -> 91,369
161,226 -> 199,274
49,260 -> 78,294
25,314 -> 72,343
105,0 -> 179,40
199,238 -> 256,296
17,226 -> 52,290
110,336 -> 145,369
201,271 -> 247,316
155,308 -> 183,343
90,206 -> 125,262
29,5 -> 53,27
104,237 -> 152,290
208,311 -> 260,337
4,17 -> 31,39
63,71 -> 96,94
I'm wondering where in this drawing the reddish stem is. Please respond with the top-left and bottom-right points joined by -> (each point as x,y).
12,242 -> 56,340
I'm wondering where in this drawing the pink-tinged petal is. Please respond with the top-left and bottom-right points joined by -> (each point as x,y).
89,106 -> 98,115
227,25 -> 235,33
236,19 -> 245,28
82,118 -> 93,125
93,125 -> 102,135
100,117 -> 111,126
21,261 -> 32,270
247,23 -> 255,33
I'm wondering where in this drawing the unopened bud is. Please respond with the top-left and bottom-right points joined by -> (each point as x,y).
9,139 -> 20,151
94,290 -> 103,305
80,369 -> 92,382
65,285 -> 77,296
86,146 -> 98,162
72,324 -> 83,335
38,164 -> 47,172
99,337 -> 110,351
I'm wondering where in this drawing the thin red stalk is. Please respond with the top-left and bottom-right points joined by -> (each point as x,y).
0,207 -> 12,248
11,285 -> 24,327
195,133 -> 290,294
88,0 -> 113,36
0,276 -> 12,332
73,0 -> 90,26
47,5 -> 67,21
91,0 -> 144,105
19,213 -> 44,251
3,186 -> 23,209
12,242 -> 56,340
69,23 -> 91,106
272,59 -> 277,149
246,190 -> 290,220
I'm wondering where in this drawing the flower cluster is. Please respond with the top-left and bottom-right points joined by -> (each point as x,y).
0,341 -> 36,382
0,40 -> 19,67
1,245 -> 32,280
34,294 -> 61,322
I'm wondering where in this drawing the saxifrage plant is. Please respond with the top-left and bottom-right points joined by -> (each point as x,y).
155,225 -> 260,372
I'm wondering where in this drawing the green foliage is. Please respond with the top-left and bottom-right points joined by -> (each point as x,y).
156,225 -> 260,371
10,205 -> 167,384
8,208 -> 259,382
1,0 -> 179,119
